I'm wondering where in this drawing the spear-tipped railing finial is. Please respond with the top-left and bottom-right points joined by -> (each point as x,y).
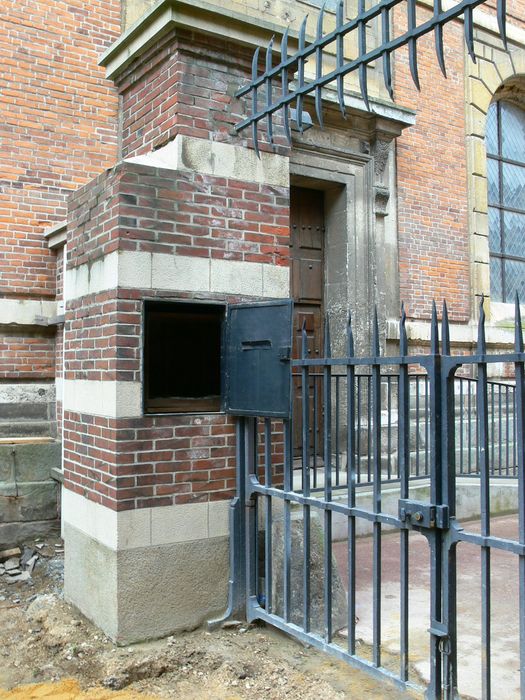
477,294 -> 487,355
301,318 -> 309,360
442,300 -> 451,355
515,292 -> 523,353
235,0 -> 508,153
400,302 -> 408,356
431,300 -> 439,355
347,311 -> 355,357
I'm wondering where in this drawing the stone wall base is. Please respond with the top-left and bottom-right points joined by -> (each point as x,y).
63,522 -> 229,644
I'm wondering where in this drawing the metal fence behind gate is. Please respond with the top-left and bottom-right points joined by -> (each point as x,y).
291,373 -> 518,488
238,298 -> 525,699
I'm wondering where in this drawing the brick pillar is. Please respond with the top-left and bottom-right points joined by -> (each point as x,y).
62,152 -> 290,642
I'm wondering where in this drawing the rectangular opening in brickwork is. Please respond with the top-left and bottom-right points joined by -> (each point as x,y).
144,301 -> 225,413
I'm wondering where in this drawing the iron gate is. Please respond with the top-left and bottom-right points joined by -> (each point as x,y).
228,298 -> 525,699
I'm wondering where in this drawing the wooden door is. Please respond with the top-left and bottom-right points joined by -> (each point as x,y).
290,186 -> 325,456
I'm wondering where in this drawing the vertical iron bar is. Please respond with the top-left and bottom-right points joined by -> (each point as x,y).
386,375 -> 392,481
441,301 -> 458,698
280,28 -> 292,147
372,309 -> 382,668
491,384 -> 495,475
313,377 -> 319,488
427,302 -> 443,699
265,38 -> 275,145
357,0 -> 370,110
425,374 -> 430,476
513,295 -> 525,699
323,316 -> 333,643
460,378 -> 464,475
336,376 -> 340,486
245,418 -> 259,618
264,418 -> 273,614
498,386 -> 502,476
416,376 -> 421,477
407,0 -> 421,89
381,6 -> 394,99
505,385 -> 510,476
468,382 -> 473,474
315,3 -> 326,128
357,377 -> 362,484
301,323 -> 312,633
476,299 -> 491,700
283,419 -> 292,623
347,313 -> 357,656
399,305 -> 410,682
367,375 -> 372,482
295,17 -> 308,133
250,48 -> 261,158
336,0 -> 347,117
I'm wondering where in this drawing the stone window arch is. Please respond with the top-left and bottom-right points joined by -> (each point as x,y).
486,96 -> 525,302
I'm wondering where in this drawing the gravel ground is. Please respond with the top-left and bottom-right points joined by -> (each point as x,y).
0,537 -> 417,700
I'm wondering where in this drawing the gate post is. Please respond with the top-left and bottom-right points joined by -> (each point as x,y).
426,302 -> 459,700
427,304 -> 444,699
440,303 -> 459,699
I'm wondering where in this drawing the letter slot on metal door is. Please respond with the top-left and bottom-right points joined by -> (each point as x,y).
224,300 -> 293,418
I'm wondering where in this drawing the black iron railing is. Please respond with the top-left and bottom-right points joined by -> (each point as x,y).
291,372 -> 518,487
240,297 -> 525,699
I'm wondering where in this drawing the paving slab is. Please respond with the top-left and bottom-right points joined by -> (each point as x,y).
333,514 -> 521,698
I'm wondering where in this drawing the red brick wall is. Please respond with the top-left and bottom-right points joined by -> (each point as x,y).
63,412 -> 238,510
67,162 -> 289,270
64,159 -> 290,510
0,333 -> 55,379
394,11 -> 470,323
1,0 -> 120,385
1,0 -> 120,298
116,28 -> 286,159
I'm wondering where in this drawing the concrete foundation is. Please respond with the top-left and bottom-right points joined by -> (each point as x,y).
63,490 -> 230,644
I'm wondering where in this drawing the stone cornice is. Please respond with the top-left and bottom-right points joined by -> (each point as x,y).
99,0 -> 415,129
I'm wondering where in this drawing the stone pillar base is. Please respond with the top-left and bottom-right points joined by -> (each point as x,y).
63,490 -> 229,644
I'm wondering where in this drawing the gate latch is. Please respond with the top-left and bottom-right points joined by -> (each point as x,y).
398,499 -> 449,530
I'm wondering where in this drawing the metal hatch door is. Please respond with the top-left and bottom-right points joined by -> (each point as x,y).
224,300 -> 293,418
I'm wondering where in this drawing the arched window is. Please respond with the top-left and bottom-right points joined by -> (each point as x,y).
487,100 -> 525,302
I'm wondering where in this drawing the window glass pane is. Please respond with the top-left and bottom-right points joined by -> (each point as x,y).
502,162 -> 525,210
487,158 -> 500,205
489,207 -> 501,253
504,259 -> 525,303
486,103 -> 499,156
490,256 -> 503,301
502,210 -> 525,258
501,102 -> 525,163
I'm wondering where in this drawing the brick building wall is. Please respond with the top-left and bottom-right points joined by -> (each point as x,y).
117,28 -> 288,159
1,0 -> 120,300
394,10 -> 470,323
1,0 -> 120,411
0,0 -> 121,545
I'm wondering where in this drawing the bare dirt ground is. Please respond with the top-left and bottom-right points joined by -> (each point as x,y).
0,536 -> 416,700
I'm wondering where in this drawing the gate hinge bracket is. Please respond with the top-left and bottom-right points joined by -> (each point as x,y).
428,620 -> 448,638
398,499 -> 449,530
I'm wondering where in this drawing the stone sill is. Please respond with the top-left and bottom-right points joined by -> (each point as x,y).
0,437 -> 57,445
386,318 -> 519,348
50,468 -> 64,484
